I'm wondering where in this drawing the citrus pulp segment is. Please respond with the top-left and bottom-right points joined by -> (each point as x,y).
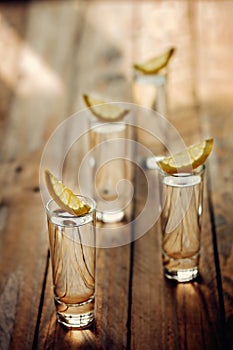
157,138 -> 213,174
133,47 -> 175,75
83,94 -> 129,122
44,169 -> 90,216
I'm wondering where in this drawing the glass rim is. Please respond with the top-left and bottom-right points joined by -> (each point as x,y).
46,194 -> 96,219
159,164 -> 205,177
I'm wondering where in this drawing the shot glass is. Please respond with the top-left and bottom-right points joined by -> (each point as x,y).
132,68 -> 168,115
46,195 -> 96,329
88,116 -> 132,223
132,69 -> 168,170
160,166 -> 205,282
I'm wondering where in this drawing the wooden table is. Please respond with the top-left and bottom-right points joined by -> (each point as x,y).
0,1 -> 233,349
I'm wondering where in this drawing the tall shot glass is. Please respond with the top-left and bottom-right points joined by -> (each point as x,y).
132,68 -> 168,170
46,195 -> 96,329
88,114 -> 132,223
132,69 -> 168,116
160,166 -> 205,282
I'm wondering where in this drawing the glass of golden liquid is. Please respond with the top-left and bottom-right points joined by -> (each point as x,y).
84,96 -> 132,223
132,48 -> 175,170
89,118 -> 132,223
160,166 -> 205,282
46,195 -> 96,329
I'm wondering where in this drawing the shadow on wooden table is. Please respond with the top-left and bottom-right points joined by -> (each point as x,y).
37,313 -> 97,349
39,318 -> 119,350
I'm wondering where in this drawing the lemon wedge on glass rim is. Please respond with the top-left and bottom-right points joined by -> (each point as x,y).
133,47 -> 175,75
44,169 -> 90,216
157,138 -> 213,174
83,94 -> 129,122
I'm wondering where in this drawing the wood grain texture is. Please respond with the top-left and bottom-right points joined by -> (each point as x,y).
130,151 -> 224,350
202,101 -> 233,348
0,0 -> 232,349
0,155 -> 48,350
31,1 -> 133,349
0,3 -> 49,349
195,3 -> 233,348
130,2 -> 231,348
95,243 -> 131,350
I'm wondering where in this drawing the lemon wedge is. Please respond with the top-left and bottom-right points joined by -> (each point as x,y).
133,47 -> 175,75
83,94 -> 129,122
44,169 -> 90,216
158,138 -> 213,174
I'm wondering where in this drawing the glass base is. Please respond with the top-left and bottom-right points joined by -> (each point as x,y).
96,210 -> 125,223
164,267 -> 199,283
55,295 -> 95,329
57,311 -> 94,329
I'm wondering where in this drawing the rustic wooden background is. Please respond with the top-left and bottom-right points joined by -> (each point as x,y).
0,1 -> 233,349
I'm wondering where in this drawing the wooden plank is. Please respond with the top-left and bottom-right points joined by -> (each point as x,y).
195,2 -> 233,347
130,1 -> 225,349
95,243 -> 131,349
130,157 -> 224,349
0,3 -> 50,350
36,1 -> 134,349
0,1 -> 96,349
200,101 -> 233,347
10,1 -> 97,348
0,153 -> 48,350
